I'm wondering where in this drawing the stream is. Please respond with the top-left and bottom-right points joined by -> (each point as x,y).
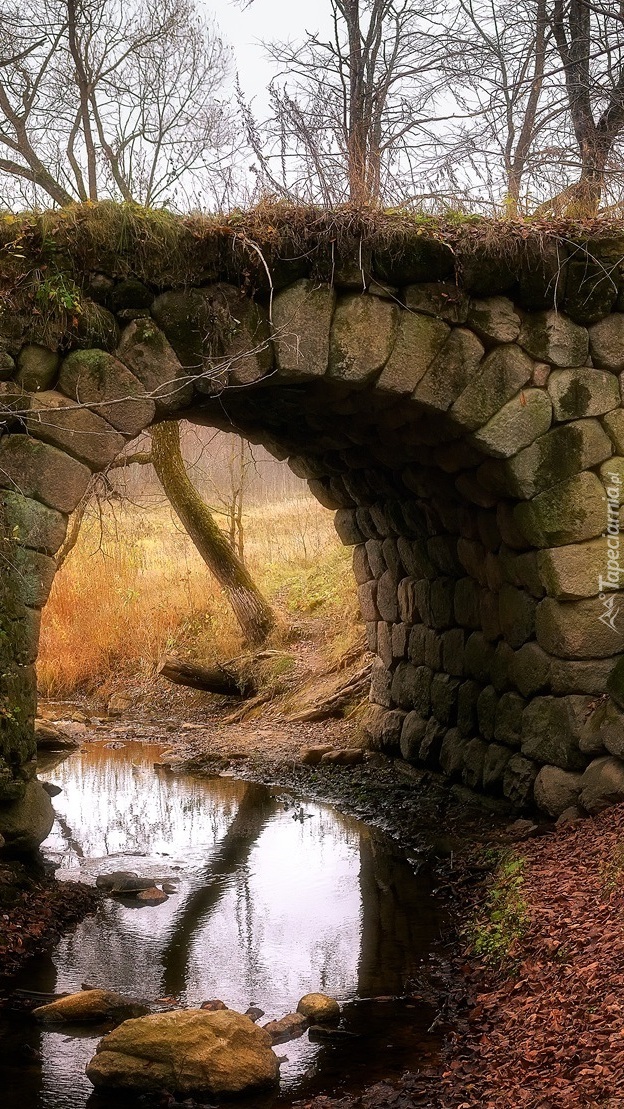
1,740 -> 443,1108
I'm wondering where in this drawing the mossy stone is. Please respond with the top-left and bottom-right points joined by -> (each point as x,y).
15,345 -> 59,392
377,312 -> 449,394
520,696 -> 591,770
504,419 -> 612,500
518,310 -> 588,367
328,294 -> 397,383
272,280 -> 335,379
450,344 -> 533,431
412,328 -> 484,412
514,472 -> 607,547
548,368 -> 620,421
471,389 -> 552,459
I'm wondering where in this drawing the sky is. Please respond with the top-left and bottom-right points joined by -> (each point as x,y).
204,0 -> 330,107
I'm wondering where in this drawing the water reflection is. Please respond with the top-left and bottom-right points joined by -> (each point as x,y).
0,741 -> 441,1109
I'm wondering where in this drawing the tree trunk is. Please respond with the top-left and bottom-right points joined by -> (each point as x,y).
158,657 -> 253,697
150,421 -> 275,646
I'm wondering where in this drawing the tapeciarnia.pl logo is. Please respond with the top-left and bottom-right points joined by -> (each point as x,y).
599,472 -> 623,633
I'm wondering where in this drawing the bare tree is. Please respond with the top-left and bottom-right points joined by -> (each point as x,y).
241,0 -> 449,205
0,0 -> 234,209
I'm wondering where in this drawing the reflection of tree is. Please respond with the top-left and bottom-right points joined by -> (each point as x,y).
357,831 -> 439,998
161,784 -> 278,996
54,811 -> 85,859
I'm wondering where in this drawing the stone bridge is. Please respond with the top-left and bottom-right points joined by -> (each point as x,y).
2,207 -> 624,847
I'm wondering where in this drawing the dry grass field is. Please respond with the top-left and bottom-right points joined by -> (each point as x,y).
37,489 -> 356,701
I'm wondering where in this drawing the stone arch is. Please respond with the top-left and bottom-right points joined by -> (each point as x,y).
2,227 -> 624,846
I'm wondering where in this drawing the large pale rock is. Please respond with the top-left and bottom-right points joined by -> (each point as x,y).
117,319 -> 193,411
504,419 -> 612,500
296,993 -> 341,1024
59,349 -> 156,437
589,313 -> 624,370
548,368 -> 620,421
272,280 -> 335,378
404,282 -> 468,323
471,389 -> 552,458
0,780 -> 54,852
533,765 -> 584,817
86,1009 -> 279,1096
467,297 -> 521,344
0,436 -> 91,514
413,328 -> 484,411
578,755 -> 624,814
536,595 -> 624,659
538,538 -> 617,599
24,390 -> 125,469
514,472 -> 607,547
15,345 -> 59,392
377,312 -> 449,394
1,492 -> 67,554
521,696 -> 590,770
34,989 -> 149,1025
450,344 -> 533,430
518,310 -> 589,367
328,294 -> 397,383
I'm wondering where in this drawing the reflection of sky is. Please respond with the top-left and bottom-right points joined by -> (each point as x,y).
15,742 -> 433,1109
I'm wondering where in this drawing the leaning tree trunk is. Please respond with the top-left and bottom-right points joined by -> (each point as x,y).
150,421 -> 275,646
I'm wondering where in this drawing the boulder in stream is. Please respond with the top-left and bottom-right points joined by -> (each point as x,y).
296,993 -> 341,1024
85,1009 -> 280,1096
263,1012 -> 308,1044
95,871 -> 161,894
33,988 -> 149,1025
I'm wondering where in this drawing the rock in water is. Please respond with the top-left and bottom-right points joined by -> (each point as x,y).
85,1009 -> 280,1096
296,993 -> 341,1024
95,871 -> 158,894
262,1013 -> 308,1044
33,989 -> 149,1025
136,887 -> 168,905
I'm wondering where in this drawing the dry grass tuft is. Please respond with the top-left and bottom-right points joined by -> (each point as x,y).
38,491 -> 355,701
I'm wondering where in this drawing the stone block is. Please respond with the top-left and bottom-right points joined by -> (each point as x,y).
607,655 -> 624,711
328,294 -> 397,384
457,538 -> 488,585
502,754 -> 538,807
471,389 -> 552,459
365,539 -> 386,577
117,319 -> 193,411
357,581 -> 379,622
368,503 -> 396,538
498,584 -> 536,648
309,479 -> 346,510
363,706 -> 405,753
404,282 -> 469,324
454,577 -> 482,629
397,577 -> 419,624
579,698 -> 624,757
494,691 -> 527,747
513,552 -> 545,598
366,622 -> 377,653
462,737 -> 488,789
534,766 -> 584,817
429,578 -> 455,629
467,297 -> 521,344
514,472 -> 607,547
464,631 -> 495,682
352,545 -> 372,585
0,779 -> 54,852
563,260 -> 618,325
442,628 -> 465,676
431,673 -> 460,725
521,695 -> 592,769
10,548 -> 56,607
376,570 -> 399,622
509,642 -> 551,697
412,328 -> 484,411
578,755 -> 624,814
419,718 -> 447,766
0,435 -> 91,514
602,408 -> 624,452
408,624 -> 427,665
334,509 -> 363,545
589,312 -> 624,370
15,345 -> 59,392
536,595 -> 624,659
356,507 -> 380,539
423,628 -> 442,670
497,500 -> 531,549
272,280 -> 335,378
59,349 -> 156,437
538,538 -> 617,600
427,534 -> 462,575
483,744 -> 513,791
391,622 -> 409,660
369,658 -> 393,707
479,589 -> 501,642
377,312 -> 449,394
2,492 -> 66,555
548,368 -> 620,421
477,684 -> 498,740
400,711 -> 427,762
457,679 -> 481,735
382,538 -> 405,581
550,658 -> 615,695
439,727 -> 466,778
504,419 -> 612,500
518,310 -> 589,367
414,579 -> 433,626
24,390 -> 125,470
491,641 -> 514,691
391,662 -> 432,714
450,344 -> 533,431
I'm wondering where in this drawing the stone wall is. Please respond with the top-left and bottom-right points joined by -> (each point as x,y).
2,241 -> 624,839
